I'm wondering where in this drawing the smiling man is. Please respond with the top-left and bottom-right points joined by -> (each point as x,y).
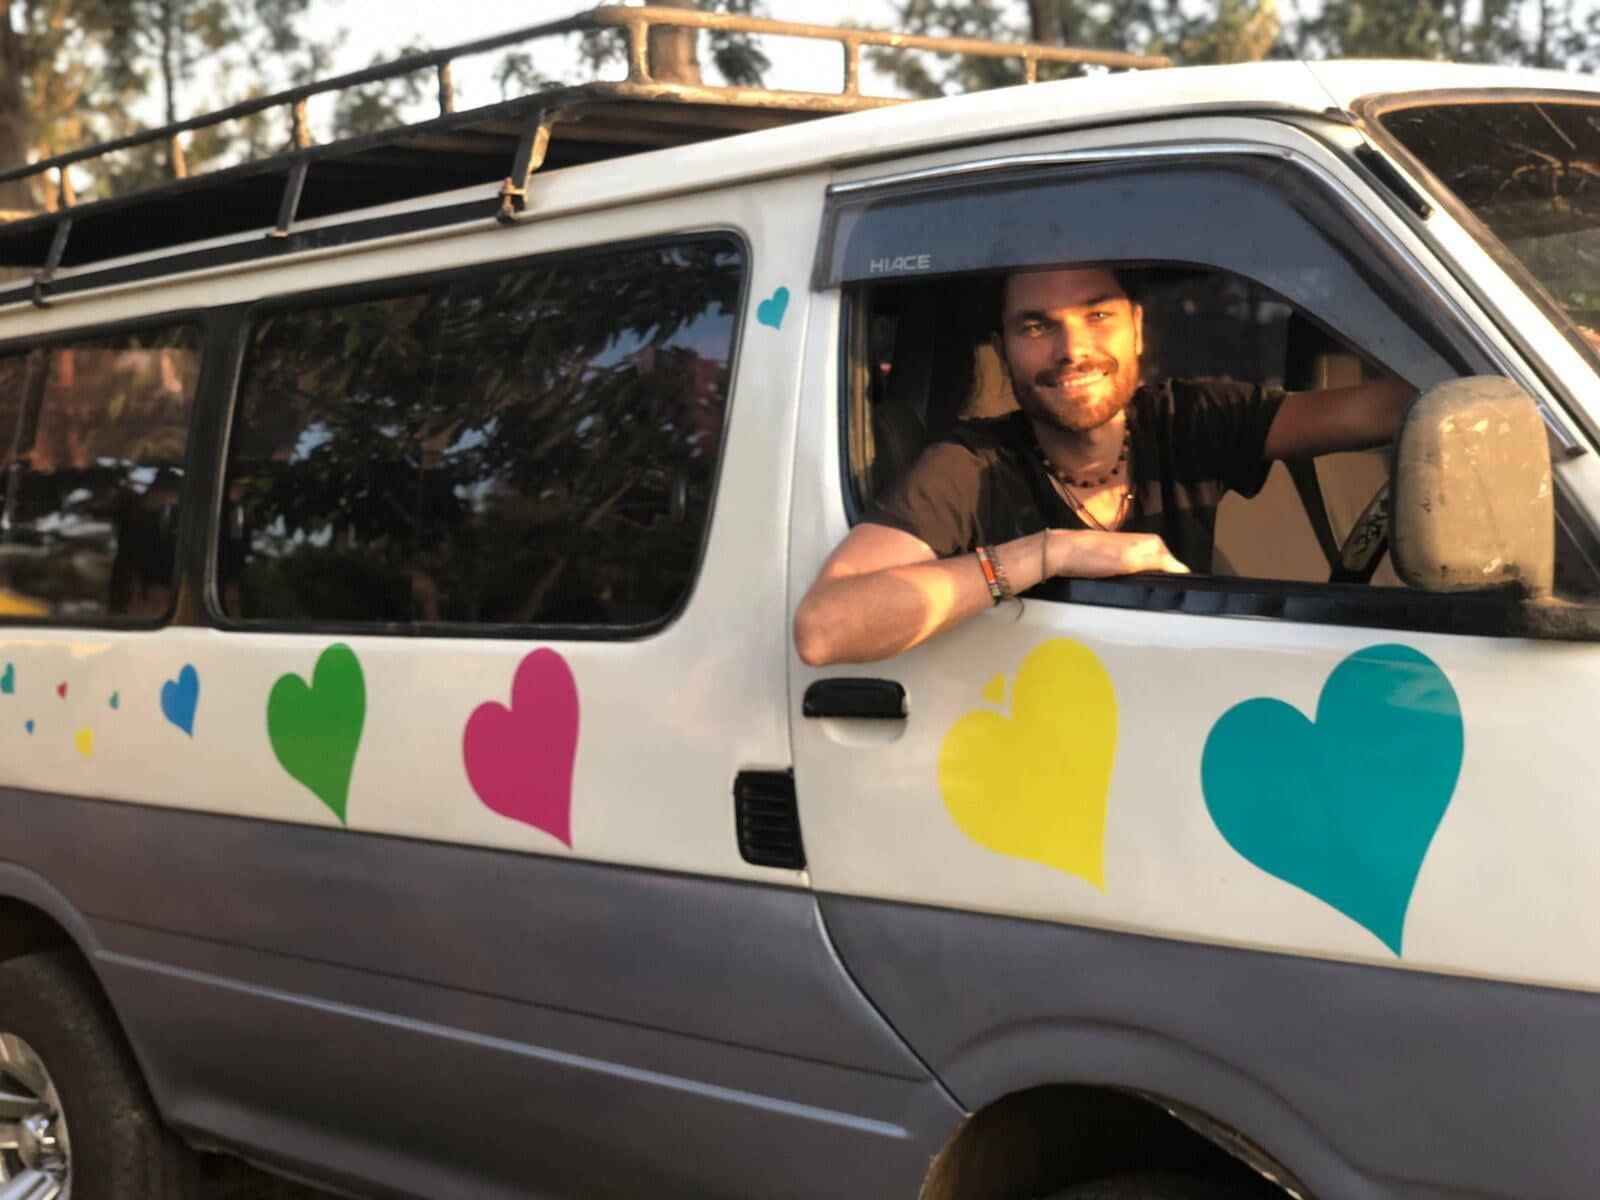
792,264 -> 1415,666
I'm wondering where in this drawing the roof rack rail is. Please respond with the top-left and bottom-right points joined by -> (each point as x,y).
0,4 -> 1170,302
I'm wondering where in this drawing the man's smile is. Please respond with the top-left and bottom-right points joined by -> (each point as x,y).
1048,370 -> 1110,393
1036,359 -> 1118,398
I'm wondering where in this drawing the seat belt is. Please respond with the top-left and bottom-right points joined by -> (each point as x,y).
1285,457 -> 1341,572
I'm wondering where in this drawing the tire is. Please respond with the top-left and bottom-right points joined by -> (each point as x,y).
1046,1172 -> 1265,1200
0,948 -> 200,1200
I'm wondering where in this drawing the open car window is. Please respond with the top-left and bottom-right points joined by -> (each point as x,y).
828,155 -> 1600,607
849,264 -> 1403,587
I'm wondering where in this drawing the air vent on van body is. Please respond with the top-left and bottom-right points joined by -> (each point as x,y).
734,770 -> 806,871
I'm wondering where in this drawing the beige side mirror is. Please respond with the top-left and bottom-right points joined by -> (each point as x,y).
1391,376 -> 1554,596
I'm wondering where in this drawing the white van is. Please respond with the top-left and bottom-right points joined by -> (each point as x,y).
0,7 -> 1592,1199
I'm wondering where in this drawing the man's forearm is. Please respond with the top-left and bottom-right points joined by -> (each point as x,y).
1266,375 -> 1416,459
794,534 -> 1049,665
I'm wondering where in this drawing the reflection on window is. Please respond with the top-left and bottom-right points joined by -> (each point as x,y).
1380,102 -> 1600,326
0,329 -> 197,619
222,238 -> 744,627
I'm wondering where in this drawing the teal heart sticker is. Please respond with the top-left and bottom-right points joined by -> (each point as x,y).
267,643 -> 365,824
756,286 -> 789,330
1201,644 -> 1463,955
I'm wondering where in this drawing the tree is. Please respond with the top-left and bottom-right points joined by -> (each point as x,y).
1293,0 -> 1599,69
1176,0 -> 1281,64
498,0 -> 771,98
0,1 -> 28,212
879,0 -> 1600,84
868,0 -> 1280,95
0,0 -> 333,209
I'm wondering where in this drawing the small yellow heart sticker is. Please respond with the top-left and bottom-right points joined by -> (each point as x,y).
982,673 -> 1006,705
73,728 -> 93,760
938,638 -> 1117,888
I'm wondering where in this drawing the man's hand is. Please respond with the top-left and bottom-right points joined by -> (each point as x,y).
1044,528 -> 1190,578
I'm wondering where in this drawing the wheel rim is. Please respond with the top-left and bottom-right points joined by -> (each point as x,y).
0,1033 -> 68,1198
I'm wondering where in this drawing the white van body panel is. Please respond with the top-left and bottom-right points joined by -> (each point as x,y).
0,170 -> 825,886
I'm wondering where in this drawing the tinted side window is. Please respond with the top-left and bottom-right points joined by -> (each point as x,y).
223,292 -> 447,623
221,237 -> 745,629
0,326 -> 198,619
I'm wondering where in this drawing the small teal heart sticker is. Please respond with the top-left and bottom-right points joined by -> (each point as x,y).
756,286 -> 789,330
1201,644 -> 1463,955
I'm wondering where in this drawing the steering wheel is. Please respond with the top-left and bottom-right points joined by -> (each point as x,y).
1331,481 -> 1390,584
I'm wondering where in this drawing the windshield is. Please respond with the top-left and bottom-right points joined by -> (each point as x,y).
1379,99 -> 1600,334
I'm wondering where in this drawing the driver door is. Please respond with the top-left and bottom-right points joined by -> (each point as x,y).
788,124 -> 1600,1199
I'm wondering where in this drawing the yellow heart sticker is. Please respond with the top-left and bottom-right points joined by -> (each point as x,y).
73,727 -> 93,760
937,638 -> 1117,888
982,673 -> 1006,705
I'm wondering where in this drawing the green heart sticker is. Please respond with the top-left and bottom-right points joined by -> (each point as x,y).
267,643 -> 365,824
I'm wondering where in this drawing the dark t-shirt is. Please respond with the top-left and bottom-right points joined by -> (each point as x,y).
863,378 -> 1285,572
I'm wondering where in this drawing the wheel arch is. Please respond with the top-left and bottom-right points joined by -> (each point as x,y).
0,864 -> 173,1113
926,1022 -> 1390,1200
0,864 -> 105,967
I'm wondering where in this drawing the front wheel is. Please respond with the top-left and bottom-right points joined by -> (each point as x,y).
0,949 -> 199,1200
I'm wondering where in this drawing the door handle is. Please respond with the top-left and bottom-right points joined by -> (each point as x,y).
803,678 -> 907,720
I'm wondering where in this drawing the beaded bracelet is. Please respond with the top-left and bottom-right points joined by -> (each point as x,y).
991,548 -> 1016,602
974,545 -> 1003,605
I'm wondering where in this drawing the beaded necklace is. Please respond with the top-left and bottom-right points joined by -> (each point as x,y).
1030,422 -> 1133,532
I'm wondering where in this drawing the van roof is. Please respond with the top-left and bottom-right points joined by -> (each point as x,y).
1,5 -> 1593,310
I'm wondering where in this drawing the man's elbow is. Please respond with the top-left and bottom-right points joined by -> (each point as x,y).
793,600 -> 840,667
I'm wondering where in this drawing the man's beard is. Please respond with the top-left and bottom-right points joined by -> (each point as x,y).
1014,356 -> 1134,433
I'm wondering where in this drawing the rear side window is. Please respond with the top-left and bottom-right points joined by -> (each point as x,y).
0,325 -> 198,620
219,236 -> 745,630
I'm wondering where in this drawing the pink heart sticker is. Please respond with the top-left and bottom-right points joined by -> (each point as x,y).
463,649 -> 580,846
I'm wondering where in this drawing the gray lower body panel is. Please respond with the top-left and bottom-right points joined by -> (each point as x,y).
819,893 -> 1600,1200
0,788 -> 959,1199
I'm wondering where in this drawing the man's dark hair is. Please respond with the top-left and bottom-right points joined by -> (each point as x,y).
988,264 -> 1143,335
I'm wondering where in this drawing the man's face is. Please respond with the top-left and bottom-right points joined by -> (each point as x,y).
1000,266 -> 1143,434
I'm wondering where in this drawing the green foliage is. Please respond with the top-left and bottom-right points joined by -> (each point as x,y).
2,0 -> 454,204
880,0 -> 1600,83
501,0 -> 771,95
331,41 -> 432,139
1,0 -> 335,200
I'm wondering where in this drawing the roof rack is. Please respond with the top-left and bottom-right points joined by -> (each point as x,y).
0,4 -> 1170,303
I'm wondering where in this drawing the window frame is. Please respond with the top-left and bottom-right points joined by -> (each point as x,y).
204,228 -> 752,642
827,142 -> 1600,640
0,307 -> 211,631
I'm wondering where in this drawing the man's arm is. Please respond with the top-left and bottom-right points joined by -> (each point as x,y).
1263,375 -> 1414,460
794,523 -> 1186,666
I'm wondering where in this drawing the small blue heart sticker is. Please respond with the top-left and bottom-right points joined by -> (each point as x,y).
1202,644 -> 1463,955
24,719 -> 33,735
109,691 -> 119,710
1,664 -> 14,695
160,665 -> 199,737
756,286 -> 790,330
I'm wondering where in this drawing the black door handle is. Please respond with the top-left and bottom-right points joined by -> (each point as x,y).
803,678 -> 907,720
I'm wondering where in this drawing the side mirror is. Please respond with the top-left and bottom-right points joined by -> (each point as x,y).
1391,376 -> 1554,597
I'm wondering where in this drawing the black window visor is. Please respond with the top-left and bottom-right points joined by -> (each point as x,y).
816,155 -> 1487,387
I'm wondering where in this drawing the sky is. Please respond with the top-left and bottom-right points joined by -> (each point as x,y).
307,0 -> 912,113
